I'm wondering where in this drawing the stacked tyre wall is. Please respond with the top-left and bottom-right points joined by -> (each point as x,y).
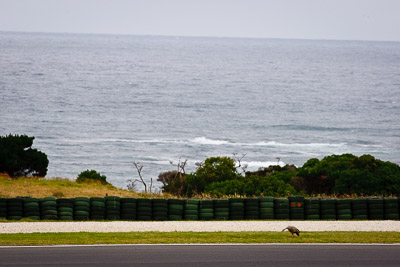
0,197 -> 399,221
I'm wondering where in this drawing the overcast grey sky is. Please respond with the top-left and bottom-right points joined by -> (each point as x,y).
1,0 -> 399,41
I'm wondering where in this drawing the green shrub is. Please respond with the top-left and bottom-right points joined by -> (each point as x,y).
77,170 -> 108,184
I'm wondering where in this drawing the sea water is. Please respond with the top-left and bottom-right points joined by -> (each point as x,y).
1,32 -> 399,190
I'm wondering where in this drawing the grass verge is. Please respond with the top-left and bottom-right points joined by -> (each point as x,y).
0,175 -> 140,198
1,232 -> 399,246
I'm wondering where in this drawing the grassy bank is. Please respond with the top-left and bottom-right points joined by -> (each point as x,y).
0,175 -> 142,198
0,232 -> 399,245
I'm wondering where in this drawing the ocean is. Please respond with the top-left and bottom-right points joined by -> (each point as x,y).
1,32 -> 399,190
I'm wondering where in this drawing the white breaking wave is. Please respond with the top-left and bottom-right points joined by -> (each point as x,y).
242,161 -> 286,169
189,137 -> 347,150
253,141 -> 347,148
58,136 -> 350,151
191,137 -> 230,145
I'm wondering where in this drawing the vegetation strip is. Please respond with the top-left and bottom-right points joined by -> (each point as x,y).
0,232 -> 399,246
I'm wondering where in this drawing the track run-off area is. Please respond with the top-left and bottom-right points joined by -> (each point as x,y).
1,220 -> 400,233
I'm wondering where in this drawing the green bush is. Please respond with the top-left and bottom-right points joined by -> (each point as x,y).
297,154 -> 400,196
205,174 -> 297,197
77,170 -> 108,184
159,156 -> 241,197
0,134 -> 49,177
160,154 -> 400,197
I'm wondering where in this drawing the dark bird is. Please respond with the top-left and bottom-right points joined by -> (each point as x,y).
282,226 -> 300,237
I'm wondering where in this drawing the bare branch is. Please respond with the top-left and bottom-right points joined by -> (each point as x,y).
126,179 -> 138,192
178,158 -> 188,175
133,161 -> 147,193
149,177 -> 153,193
195,161 -> 204,169
233,153 -> 248,174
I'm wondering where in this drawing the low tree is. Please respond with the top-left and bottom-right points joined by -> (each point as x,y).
0,134 -> 49,177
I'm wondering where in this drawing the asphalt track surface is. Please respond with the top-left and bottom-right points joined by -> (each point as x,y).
1,244 -> 400,266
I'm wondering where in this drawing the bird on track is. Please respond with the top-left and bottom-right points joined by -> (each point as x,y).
282,226 -> 300,237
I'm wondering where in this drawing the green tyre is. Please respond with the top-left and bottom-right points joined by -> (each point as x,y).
352,209 -> 368,216
185,199 -> 200,205
275,214 -> 290,220
105,196 -> 120,202
259,202 -> 274,208
90,197 -> 105,202
120,197 -> 137,203
7,216 -> 22,220
260,214 -> 274,219
105,215 -> 120,220
352,215 -> 368,220
137,216 -> 151,221
25,216 -> 41,220
91,211 -> 106,216
306,215 -> 320,220
385,214 -> 399,220
168,215 -> 183,221
184,215 -> 199,220
184,210 -> 198,216
321,214 -> 336,220
337,214 -> 352,220
120,215 -> 136,220
74,211 -> 89,216
122,203 -> 137,209
42,215 -> 58,220
91,215 -> 105,220
74,206 -> 90,212
41,210 -> 57,216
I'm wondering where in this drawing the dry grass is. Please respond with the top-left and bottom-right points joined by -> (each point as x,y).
0,175 -> 142,198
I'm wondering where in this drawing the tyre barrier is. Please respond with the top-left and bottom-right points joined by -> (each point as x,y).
368,197 -> 384,220
184,199 -> 199,220
229,198 -> 244,220
74,197 -> 90,221
336,199 -> 352,220
384,198 -> 399,220
40,196 -> 58,220
274,198 -> 290,220
351,198 -> 368,220
305,198 -> 320,220
199,200 -> 214,220
121,198 -> 137,220
320,198 -> 336,220
7,198 -> 23,220
214,199 -> 229,220
23,198 -> 40,220
58,198 -> 74,220
289,196 -> 305,220
1,196 -> 400,221
105,196 -> 120,220
168,199 -> 184,221
259,197 -> 274,219
152,199 -> 167,221
90,197 -> 105,220
0,198 -> 7,219
137,198 -> 152,220
244,198 -> 259,220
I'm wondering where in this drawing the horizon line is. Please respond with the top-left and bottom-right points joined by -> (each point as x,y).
1,30 -> 399,44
